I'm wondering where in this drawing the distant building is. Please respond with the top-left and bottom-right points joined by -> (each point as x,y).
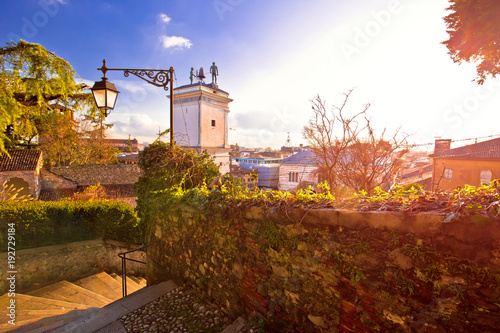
398,162 -> 433,189
105,138 -> 140,152
229,165 -> 258,190
280,144 -> 308,156
278,151 -> 319,191
430,137 -> 500,191
173,82 -> 232,174
232,156 -> 281,189
117,153 -> 139,164
0,149 -> 43,199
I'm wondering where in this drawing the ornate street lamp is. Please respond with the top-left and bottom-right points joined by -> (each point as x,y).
91,60 -> 119,115
91,59 -> 175,145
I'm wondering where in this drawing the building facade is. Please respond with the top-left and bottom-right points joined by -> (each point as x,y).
229,165 -> 258,190
173,82 -> 232,174
430,138 -> 500,191
232,156 -> 282,189
278,151 -> 319,192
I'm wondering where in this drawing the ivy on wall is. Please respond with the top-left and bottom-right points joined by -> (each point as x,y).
136,142 -> 500,332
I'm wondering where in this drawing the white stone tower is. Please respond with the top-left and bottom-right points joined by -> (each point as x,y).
172,78 -> 233,174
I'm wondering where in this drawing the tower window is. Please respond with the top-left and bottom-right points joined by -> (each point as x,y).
211,120 -> 216,127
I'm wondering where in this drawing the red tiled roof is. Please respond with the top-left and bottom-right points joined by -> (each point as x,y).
0,149 -> 42,171
430,137 -> 500,160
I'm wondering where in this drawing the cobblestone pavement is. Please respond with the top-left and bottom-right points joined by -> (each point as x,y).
120,286 -> 258,333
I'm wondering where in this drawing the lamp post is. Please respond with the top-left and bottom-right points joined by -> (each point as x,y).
91,59 -> 175,146
91,61 -> 119,139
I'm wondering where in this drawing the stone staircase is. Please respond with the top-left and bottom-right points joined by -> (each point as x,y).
0,272 -> 169,333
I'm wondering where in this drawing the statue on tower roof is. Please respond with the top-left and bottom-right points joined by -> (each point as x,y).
210,62 -> 218,85
189,67 -> 195,84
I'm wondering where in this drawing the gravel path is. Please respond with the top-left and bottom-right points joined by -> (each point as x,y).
120,286 -> 257,333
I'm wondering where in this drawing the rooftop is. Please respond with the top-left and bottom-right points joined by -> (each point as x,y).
173,82 -> 230,96
282,150 -> 318,165
0,149 -> 42,172
430,137 -> 500,160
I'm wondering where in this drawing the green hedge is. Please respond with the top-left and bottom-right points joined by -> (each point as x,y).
0,201 -> 144,251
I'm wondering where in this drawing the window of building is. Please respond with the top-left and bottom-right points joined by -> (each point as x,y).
480,170 -> 492,184
211,120 -> 216,127
288,172 -> 299,183
443,168 -> 453,180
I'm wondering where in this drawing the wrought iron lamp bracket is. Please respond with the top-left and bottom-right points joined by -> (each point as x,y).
122,69 -> 172,91
97,60 -> 174,91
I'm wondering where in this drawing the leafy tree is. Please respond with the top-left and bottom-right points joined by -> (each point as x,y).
38,114 -> 118,167
135,141 -> 220,232
136,141 -> 219,195
443,0 -> 500,84
303,89 -> 409,195
0,40 -> 100,153
0,40 -> 118,166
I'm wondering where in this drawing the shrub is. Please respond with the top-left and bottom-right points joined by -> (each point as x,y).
0,200 -> 143,251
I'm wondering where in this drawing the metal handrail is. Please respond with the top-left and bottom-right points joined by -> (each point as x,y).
117,240 -> 159,297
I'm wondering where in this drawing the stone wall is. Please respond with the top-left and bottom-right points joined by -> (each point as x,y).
50,164 -> 141,186
40,168 -> 77,190
147,205 -> 500,332
0,239 -> 146,294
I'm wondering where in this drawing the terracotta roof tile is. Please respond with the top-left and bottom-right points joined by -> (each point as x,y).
0,149 -> 42,171
430,137 -> 500,160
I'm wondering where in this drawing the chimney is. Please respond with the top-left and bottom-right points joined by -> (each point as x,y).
434,139 -> 451,155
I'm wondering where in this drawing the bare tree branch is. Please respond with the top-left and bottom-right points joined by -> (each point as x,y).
303,89 -> 409,195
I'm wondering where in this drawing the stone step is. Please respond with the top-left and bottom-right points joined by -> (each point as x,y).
109,273 -> 142,295
136,276 -> 147,288
27,280 -> 112,308
73,272 -> 122,302
128,276 -> 143,287
122,277 -> 142,293
1,272 -> 153,333
0,308 -> 69,326
5,307 -> 100,333
0,292 -> 90,332
52,280 -> 178,333
0,293 -> 89,312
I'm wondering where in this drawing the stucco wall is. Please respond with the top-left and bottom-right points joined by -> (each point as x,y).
278,164 -> 318,191
147,205 -> 500,332
200,105 -> 228,148
174,100 -> 200,147
432,158 -> 500,190
0,239 -> 146,294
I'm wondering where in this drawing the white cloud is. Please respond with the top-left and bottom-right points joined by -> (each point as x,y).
158,13 -> 171,24
108,113 -> 168,143
160,35 -> 192,51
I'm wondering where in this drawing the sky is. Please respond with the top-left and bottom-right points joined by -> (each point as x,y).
1,0 -> 499,150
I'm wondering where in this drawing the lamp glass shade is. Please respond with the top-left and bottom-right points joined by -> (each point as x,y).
91,79 -> 120,110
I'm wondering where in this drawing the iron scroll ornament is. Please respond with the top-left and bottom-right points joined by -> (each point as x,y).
123,69 -> 172,91
97,59 -> 174,92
